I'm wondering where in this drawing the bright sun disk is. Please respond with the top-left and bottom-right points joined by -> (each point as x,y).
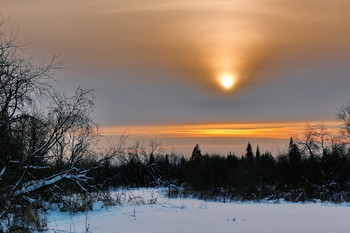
219,74 -> 235,90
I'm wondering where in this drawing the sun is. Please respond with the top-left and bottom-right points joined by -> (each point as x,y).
219,74 -> 235,90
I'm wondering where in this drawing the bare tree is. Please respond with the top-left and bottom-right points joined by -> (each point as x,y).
297,122 -> 330,157
337,102 -> 350,141
0,20 -> 102,232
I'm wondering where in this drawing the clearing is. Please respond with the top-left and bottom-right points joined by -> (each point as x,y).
46,189 -> 350,233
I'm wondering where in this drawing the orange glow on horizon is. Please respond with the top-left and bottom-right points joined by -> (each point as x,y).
100,121 -> 339,140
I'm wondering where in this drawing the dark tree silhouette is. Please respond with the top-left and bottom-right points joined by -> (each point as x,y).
191,144 -> 202,160
288,137 -> 301,163
256,145 -> 261,159
245,142 -> 254,161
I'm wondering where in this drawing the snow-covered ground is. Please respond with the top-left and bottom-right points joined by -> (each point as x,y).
46,189 -> 350,233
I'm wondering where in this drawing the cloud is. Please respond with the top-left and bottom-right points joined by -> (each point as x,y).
95,0 -> 350,92
3,0 -> 350,93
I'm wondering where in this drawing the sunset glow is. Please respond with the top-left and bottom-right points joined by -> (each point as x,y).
101,121 -> 339,139
2,0 -> 350,154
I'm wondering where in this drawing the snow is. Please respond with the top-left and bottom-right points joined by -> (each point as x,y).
46,189 -> 350,233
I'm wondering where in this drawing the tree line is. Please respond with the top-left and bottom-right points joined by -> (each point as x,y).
88,115 -> 350,204
92,132 -> 350,203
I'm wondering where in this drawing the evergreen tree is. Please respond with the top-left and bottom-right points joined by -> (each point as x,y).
287,137 -> 302,188
256,145 -> 261,159
191,144 -> 202,160
164,154 -> 170,167
245,142 -> 254,161
288,137 -> 301,163
149,153 -> 155,165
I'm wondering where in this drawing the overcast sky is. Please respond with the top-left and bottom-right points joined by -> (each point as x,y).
2,0 -> 350,154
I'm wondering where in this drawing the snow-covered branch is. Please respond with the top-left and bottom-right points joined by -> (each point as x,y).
13,169 -> 89,197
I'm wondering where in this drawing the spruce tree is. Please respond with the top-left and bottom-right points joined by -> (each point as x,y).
256,145 -> 261,159
288,137 -> 301,163
191,144 -> 202,160
245,142 -> 254,161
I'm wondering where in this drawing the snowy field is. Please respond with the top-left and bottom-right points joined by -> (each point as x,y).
46,189 -> 350,233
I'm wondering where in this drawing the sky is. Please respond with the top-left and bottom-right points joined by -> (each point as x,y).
1,0 -> 350,155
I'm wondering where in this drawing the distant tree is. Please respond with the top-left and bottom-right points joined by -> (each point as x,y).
164,154 -> 170,167
297,123 -> 330,158
288,137 -> 301,163
256,145 -> 261,159
286,137 -> 303,189
337,102 -> 350,142
245,142 -> 254,161
191,144 -> 202,160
